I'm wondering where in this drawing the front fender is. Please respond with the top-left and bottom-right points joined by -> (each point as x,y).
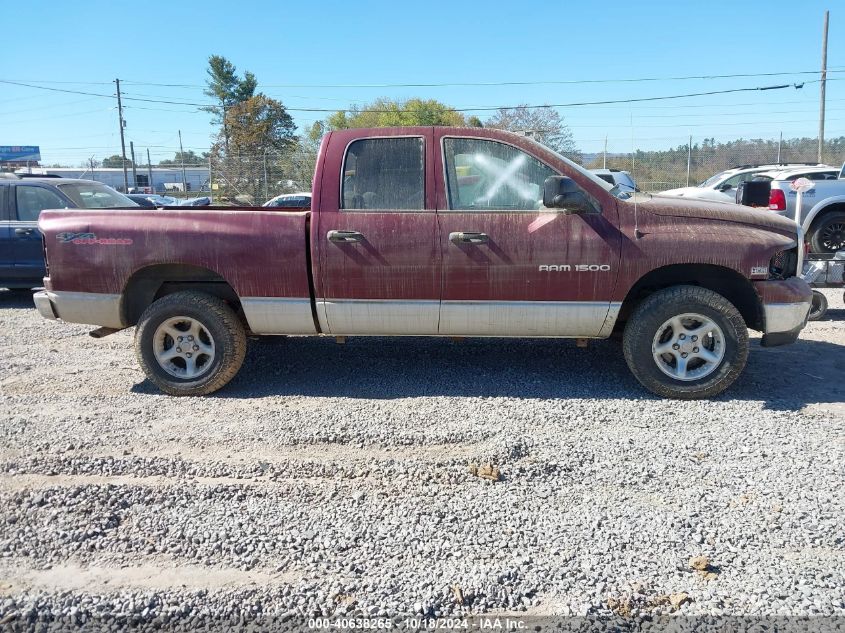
803,195 -> 845,231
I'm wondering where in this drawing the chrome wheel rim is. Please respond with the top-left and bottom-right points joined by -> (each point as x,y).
153,316 -> 216,379
651,313 -> 725,382
819,221 -> 845,252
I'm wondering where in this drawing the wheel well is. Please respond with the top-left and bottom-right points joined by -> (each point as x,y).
808,202 -> 845,231
121,264 -> 242,326
616,264 -> 763,333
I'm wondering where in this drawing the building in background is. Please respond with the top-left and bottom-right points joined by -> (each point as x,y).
12,166 -> 210,193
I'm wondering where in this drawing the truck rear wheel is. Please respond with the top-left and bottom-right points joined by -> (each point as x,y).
135,291 -> 246,396
623,286 -> 748,399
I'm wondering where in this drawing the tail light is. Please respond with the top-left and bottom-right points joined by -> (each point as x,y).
769,189 -> 786,211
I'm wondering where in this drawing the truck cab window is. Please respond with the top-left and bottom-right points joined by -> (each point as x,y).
443,138 -> 556,211
341,137 -> 424,210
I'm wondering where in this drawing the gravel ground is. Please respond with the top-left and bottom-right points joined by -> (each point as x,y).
0,288 -> 843,630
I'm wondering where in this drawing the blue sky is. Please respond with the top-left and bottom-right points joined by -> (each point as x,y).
3,0 -> 842,166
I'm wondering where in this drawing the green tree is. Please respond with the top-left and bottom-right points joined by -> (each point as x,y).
485,105 -> 580,160
326,98 -> 466,129
159,150 -> 209,167
224,95 -> 296,153
202,55 -> 258,149
102,154 -> 131,168
211,95 -> 297,202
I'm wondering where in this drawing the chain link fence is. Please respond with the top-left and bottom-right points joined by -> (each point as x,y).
207,149 -> 316,205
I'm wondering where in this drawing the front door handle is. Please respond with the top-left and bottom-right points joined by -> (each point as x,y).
327,230 -> 364,243
15,228 -> 36,236
450,231 -> 489,245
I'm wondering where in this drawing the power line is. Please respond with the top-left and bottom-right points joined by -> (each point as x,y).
0,77 -> 833,114
118,68 -> 845,89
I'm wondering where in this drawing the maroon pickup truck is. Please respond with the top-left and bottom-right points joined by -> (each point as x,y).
34,127 -> 811,399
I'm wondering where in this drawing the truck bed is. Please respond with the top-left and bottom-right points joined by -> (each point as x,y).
38,207 -> 315,333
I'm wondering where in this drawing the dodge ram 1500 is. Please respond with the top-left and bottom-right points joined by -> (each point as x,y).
34,127 -> 812,399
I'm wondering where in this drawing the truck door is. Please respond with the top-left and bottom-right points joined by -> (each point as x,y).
316,130 -> 440,334
436,134 -> 621,336
0,185 -> 12,280
10,183 -> 68,282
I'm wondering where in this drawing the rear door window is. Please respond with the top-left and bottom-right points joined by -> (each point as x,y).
14,185 -> 68,222
341,137 -> 424,210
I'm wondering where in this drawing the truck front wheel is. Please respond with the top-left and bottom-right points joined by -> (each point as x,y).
135,291 -> 246,396
809,210 -> 845,254
623,286 -> 749,399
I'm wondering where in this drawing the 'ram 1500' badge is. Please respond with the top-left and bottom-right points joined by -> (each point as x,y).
539,264 -> 611,272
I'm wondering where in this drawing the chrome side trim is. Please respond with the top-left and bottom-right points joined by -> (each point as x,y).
763,301 -> 811,334
33,291 -> 123,329
318,299 -> 440,335
439,300 -> 619,337
240,297 -> 317,335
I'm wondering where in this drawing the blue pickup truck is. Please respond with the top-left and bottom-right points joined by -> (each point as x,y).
1,175 -> 139,289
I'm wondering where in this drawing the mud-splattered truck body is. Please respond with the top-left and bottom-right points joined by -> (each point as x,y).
35,127 -> 811,398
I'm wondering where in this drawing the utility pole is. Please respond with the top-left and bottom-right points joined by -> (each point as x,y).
129,141 -> 138,191
263,149 -> 269,201
178,130 -> 187,195
115,78 -> 129,192
818,10 -> 829,163
89,157 -> 96,181
777,131 -> 783,164
686,135 -> 692,187
603,136 -> 607,169
147,148 -> 154,194
208,154 -> 213,204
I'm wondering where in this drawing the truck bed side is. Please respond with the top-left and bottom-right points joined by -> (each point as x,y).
38,208 -> 317,334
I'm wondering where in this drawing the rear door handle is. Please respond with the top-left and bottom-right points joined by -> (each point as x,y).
327,230 -> 364,243
15,228 -> 36,236
449,231 -> 489,244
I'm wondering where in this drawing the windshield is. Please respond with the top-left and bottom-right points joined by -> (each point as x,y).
524,137 -> 630,200
698,171 -> 732,188
57,182 -> 138,208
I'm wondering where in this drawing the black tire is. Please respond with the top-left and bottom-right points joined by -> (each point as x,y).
808,290 -> 828,321
623,285 -> 749,400
135,291 -> 246,396
809,210 -> 845,254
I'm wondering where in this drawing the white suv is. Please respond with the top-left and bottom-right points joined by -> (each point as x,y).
661,163 -> 830,204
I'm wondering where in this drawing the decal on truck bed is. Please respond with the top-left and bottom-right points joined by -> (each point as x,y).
56,232 -> 133,245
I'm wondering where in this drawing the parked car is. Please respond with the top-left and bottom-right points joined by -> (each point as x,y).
125,194 -> 157,208
764,162 -> 845,253
589,169 -> 638,193
34,127 -> 811,400
661,163 -> 830,204
0,174 -> 138,289
146,194 -> 179,207
263,192 -> 311,209
178,197 -> 211,207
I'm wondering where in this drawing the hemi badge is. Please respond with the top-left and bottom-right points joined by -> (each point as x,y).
751,266 -> 768,277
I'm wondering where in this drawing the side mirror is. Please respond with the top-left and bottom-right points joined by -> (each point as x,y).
718,183 -> 734,192
543,176 -> 595,213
